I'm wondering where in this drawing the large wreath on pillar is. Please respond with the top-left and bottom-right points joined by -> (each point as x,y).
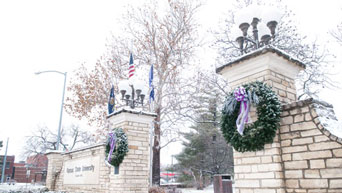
105,128 -> 129,167
220,81 -> 282,152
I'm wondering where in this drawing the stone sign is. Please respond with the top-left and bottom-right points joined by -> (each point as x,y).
63,156 -> 100,185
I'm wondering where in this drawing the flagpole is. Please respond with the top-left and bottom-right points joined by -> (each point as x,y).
149,121 -> 154,186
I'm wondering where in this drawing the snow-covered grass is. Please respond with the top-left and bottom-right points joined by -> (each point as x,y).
0,183 -> 51,193
180,185 -> 214,193
180,184 -> 235,193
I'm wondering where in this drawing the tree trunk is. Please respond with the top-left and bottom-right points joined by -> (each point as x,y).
152,108 -> 161,185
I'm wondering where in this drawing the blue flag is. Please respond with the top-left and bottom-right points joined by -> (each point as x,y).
108,85 -> 115,114
149,64 -> 154,103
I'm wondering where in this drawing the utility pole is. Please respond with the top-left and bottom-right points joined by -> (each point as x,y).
1,138 -> 9,183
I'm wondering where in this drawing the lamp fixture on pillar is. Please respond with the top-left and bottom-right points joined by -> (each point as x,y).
233,4 -> 282,54
118,79 -> 146,109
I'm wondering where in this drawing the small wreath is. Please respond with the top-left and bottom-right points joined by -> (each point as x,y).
220,81 -> 282,152
105,128 -> 129,167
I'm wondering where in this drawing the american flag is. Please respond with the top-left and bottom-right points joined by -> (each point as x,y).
128,53 -> 135,78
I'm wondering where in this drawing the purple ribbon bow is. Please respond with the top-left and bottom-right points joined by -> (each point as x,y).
234,87 -> 250,135
107,132 -> 117,162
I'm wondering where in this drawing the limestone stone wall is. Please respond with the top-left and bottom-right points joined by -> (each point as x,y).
218,51 -> 302,103
233,134 -> 285,193
228,69 -> 297,103
46,144 -> 109,193
46,109 -> 155,193
280,99 -> 342,192
107,111 -> 153,193
217,48 -> 342,192
45,151 -> 63,190
233,99 -> 342,193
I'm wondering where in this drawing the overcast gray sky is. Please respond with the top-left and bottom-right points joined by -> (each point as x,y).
1,0 -> 342,165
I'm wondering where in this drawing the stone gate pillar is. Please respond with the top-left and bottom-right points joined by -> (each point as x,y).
106,108 -> 156,193
216,46 -> 305,193
46,151 -> 63,190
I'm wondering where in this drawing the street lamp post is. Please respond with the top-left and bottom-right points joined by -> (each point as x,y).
118,79 -> 146,109
35,70 -> 67,151
233,4 -> 282,54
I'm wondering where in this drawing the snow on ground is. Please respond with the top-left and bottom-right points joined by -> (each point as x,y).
180,185 -> 214,193
0,183 -> 58,193
0,183 -> 45,193
314,100 -> 342,138
0,183 -> 218,193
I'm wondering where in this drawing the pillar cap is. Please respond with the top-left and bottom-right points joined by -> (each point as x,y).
107,108 -> 157,119
216,45 -> 306,74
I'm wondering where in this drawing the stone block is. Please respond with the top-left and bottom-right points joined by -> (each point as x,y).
326,158 -> 342,168
255,189 -> 276,193
314,135 -> 330,142
237,189 -> 253,193
285,170 -> 302,178
282,154 -> 292,161
300,129 -> 322,137
292,137 -> 313,145
304,113 -> 312,121
258,163 -> 282,172
281,116 -> 293,125
308,189 -> 328,193
261,179 -> 284,188
281,140 -> 291,147
284,161 -> 308,169
287,93 -> 296,101
234,151 -> 256,158
285,180 -> 299,188
261,156 -> 273,163
313,117 -> 320,125
235,158 -> 242,164
244,172 -> 275,179
242,157 -> 261,164
290,108 -> 301,115
292,150 -> 332,160
272,143 -> 281,148
251,165 -> 258,172
235,180 -> 260,188
294,114 -> 304,123
280,125 -> 290,133
235,165 -> 252,173
281,132 -> 301,140
276,189 -> 286,193
264,147 -> 280,155
291,122 -> 316,131
282,145 -> 308,154
299,179 -> 328,188
320,168 -> 342,178
330,180 -> 342,188
273,155 -> 281,163
275,172 -> 284,179
304,170 -> 320,178
281,111 -> 289,117
308,142 -> 341,151
310,159 -> 325,169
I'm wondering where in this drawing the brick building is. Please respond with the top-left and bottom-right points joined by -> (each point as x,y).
13,154 -> 48,183
0,154 -> 47,183
0,155 -> 15,181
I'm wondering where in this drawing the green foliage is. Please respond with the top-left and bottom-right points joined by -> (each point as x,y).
176,96 -> 234,187
220,81 -> 282,152
105,128 -> 129,167
0,141 -> 2,149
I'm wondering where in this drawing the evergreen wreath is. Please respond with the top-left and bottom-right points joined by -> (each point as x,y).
220,81 -> 282,152
105,128 -> 129,167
